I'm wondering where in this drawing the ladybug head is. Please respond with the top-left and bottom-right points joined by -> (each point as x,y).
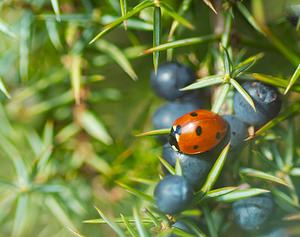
169,125 -> 181,152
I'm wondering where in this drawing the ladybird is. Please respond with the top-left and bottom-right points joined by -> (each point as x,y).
169,110 -> 228,154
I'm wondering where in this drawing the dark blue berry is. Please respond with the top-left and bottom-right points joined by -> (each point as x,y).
232,193 -> 274,231
233,82 -> 281,127
287,14 -> 299,27
223,115 -> 248,149
152,101 -> 200,143
179,91 -> 204,107
154,175 -> 194,215
286,5 -> 299,27
152,102 -> 200,130
151,62 -> 196,101
162,143 -> 211,189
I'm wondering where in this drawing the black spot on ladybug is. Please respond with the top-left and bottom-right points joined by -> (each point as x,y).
196,126 -> 202,136
216,132 -> 221,140
175,125 -> 182,135
190,112 -> 198,117
193,145 -> 199,150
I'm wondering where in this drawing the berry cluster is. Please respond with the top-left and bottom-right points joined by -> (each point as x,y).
150,62 -> 283,236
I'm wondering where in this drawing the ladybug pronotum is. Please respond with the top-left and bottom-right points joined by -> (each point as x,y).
169,110 -> 228,154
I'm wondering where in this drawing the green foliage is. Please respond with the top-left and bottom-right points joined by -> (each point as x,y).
0,0 -> 300,236
201,143 -> 231,193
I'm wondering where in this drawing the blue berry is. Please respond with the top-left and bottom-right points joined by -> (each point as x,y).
151,62 -> 196,101
152,101 -> 200,143
233,82 -> 281,127
154,175 -> 194,215
223,115 -> 248,149
178,91 -> 204,107
152,102 -> 200,130
287,14 -> 299,27
162,143 -> 211,189
232,194 -> 274,231
286,5 -> 299,27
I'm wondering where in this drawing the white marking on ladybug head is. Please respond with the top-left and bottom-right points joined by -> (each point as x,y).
172,125 -> 177,131
175,134 -> 180,141
171,145 -> 178,151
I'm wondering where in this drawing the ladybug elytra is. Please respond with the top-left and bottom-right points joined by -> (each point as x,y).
169,110 -> 228,154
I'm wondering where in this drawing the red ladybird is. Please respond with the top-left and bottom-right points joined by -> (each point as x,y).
169,110 -> 228,154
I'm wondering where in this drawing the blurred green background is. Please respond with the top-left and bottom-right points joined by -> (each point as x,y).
0,0 -> 299,236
